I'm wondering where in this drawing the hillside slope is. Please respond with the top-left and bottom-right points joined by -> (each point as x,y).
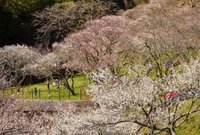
122,0 -> 200,134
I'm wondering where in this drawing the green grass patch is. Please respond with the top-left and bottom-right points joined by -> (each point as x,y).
3,75 -> 90,100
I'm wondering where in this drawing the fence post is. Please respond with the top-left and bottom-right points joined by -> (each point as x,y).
58,87 -> 60,100
22,89 -> 24,99
47,78 -> 51,100
32,89 -> 33,99
79,88 -> 82,100
68,88 -> 70,100
39,89 -> 41,99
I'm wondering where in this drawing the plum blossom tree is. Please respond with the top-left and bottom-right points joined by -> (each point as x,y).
24,51 -> 77,97
24,53 -> 62,98
0,45 -> 40,90
62,15 -> 134,76
51,60 -> 200,135
0,98 -> 50,135
24,53 -> 59,78
123,0 -> 200,78
52,43 -> 79,95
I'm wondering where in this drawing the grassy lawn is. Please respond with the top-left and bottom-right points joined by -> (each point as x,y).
2,75 -> 90,100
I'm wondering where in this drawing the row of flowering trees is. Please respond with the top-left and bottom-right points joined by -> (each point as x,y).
0,15 -> 134,94
0,45 -> 77,97
1,0 -> 199,91
1,59 -> 200,134
48,0 -> 200,134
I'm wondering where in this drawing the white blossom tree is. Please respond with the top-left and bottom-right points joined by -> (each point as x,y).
0,98 -> 51,135
0,45 -> 40,90
23,52 -> 64,99
50,60 -> 200,135
24,49 -> 77,97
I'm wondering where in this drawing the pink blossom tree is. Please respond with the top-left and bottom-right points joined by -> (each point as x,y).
62,16 -> 134,76
123,0 -> 200,78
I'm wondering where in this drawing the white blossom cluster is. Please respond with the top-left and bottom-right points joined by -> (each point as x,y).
50,59 -> 200,135
23,52 -> 60,78
0,45 -> 40,86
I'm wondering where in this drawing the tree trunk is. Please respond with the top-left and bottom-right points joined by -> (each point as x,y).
64,78 -> 76,96
71,75 -> 75,91
57,86 -> 60,100
16,85 -> 21,92
169,126 -> 176,135
47,78 -> 50,99
15,76 -> 26,93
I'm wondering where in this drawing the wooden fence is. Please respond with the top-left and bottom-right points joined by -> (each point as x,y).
0,85 -> 91,100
